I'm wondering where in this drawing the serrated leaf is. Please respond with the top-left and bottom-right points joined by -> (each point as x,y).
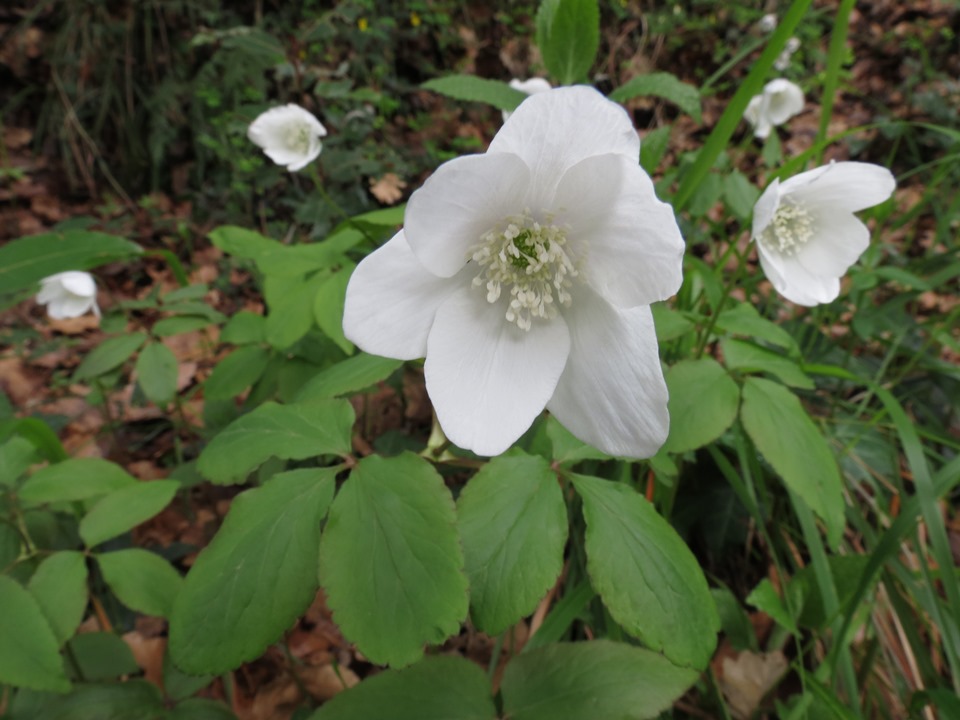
313,264 -> 355,354
19,458 -> 137,505
0,435 -> 37,487
73,333 -> 147,381
35,680 -> 165,720
28,551 -> 89,646
0,230 -> 142,296
296,353 -> 403,402
501,640 -> 699,720
457,451 -> 567,634
169,698 -> 238,720
169,468 -> 336,674
545,416 -> 610,464
264,272 -> 328,350
0,575 -> 70,692
721,337 -> 813,389
219,311 -> 266,345
740,378 -> 844,549
664,358 -> 740,453
746,578 -> 800,635
724,170 -> 760,219
0,418 -> 67,462
570,475 -> 720,669
196,399 -> 353,484
610,72 -> 702,122
79,480 -> 179,547
136,342 -> 179,405
309,655 -> 496,720
536,0 -> 600,85
98,549 -> 183,618
714,302 -> 799,353
421,75 -> 528,111
67,632 -> 140,681
204,346 -> 271,400
319,453 -> 468,667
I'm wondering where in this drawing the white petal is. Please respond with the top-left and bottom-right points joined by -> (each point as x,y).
47,295 -> 96,319
764,79 -> 804,125
552,153 -> 684,307
795,209 -> 869,276
502,78 -> 553,122
342,231 -> 459,360
757,244 -> 840,306
752,178 -> 782,237
784,161 -> 896,213
547,288 -> 668,458
404,152 -> 531,277
743,95 -> 762,127
57,271 -> 96,298
248,104 -> 326,171
425,288 -> 570,456
36,279 -> 63,305
489,86 -> 639,202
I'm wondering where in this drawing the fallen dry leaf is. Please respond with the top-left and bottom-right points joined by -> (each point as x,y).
718,650 -> 789,720
368,173 -> 407,205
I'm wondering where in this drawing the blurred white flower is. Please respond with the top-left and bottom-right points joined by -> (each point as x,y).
752,161 -> 896,306
37,271 -> 100,320
774,37 -> 801,71
502,77 -> 552,122
344,86 -> 684,458
743,79 -> 804,139
758,14 -> 778,33
247,104 -> 327,171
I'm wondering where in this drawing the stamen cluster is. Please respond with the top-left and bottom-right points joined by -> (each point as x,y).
759,202 -> 815,255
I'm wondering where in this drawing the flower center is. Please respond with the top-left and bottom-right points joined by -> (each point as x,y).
471,213 -> 577,331
759,201 -> 815,255
285,123 -> 313,155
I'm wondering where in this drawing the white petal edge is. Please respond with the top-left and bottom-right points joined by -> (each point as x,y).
425,287 -> 570,457
502,78 -> 553,123
404,152 -> 531,278
342,230 -> 459,360
57,271 -> 96,297
551,153 -> 684,307
784,161 -> 896,213
489,86 -> 640,205
764,79 -> 804,125
795,209 -> 870,277
757,244 -> 841,306
547,288 -> 669,458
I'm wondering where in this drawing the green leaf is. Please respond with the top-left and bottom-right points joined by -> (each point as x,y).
714,302 -> 799,353
73,333 -> 148,382
501,640 -> 699,720
296,353 -> 403,403
746,578 -> 800,635
256,232 -> 360,277
97,549 -> 183,618
35,680 -> 165,720
79,480 -> 179,547
351,205 -> 405,227
0,418 -> 68,462
169,698 -> 238,720
721,337 -> 814,389
264,272 -> 328,350
196,399 -> 353,484
570,475 -> 719,669
536,0 -> 600,85
66,632 -> 140,681
135,342 -> 179,406
0,230 -> 141,296
169,468 -> 336,674
0,435 -> 38,486
219,311 -> 266,345
0,523 -> 20,570
204,346 -> 271,400
0,575 -> 70,692
153,316 -> 214,337
740,377 -> 844,548
640,125 -> 672,175
651,302 -> 695,342
319,453 -> 468,667
421,75 -> 528,111
208,226 -> 279,262
19,458 -> 137,505
313,264 -> 355,354
28,551 -> 89,646
310,655 -> 495,720
610,72 -> 702,122
545,416 -> 610,464
457,451 -> 567,634
724,170 -> 760,219
664,358 -> 740,453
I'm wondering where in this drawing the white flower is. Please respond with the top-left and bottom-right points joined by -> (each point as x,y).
774,37 -> 801,71
743,79 -> 804,139
502,77 -> 552,122
36,271 -> 100,319
343,86 -> 684,458
752,161 -> 896,306
247,104 -> 327,171
757,13 -> 778,33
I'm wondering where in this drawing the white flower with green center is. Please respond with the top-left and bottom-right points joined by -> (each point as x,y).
753,161 -> 896,306
37,271 -> 100,320
743,79 -> 804,139
247,104 -> 327,172
343,86 -> 685,457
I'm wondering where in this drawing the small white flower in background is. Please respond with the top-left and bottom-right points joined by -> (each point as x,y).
502,77 -> 552,122
752,161 -> 896,306
37,271 -> 100,320
247,104 -> 327,172
757,13 -> 778,33
344,86 -> 685,458
774,37 -> 801,71
743,79 -> 804,139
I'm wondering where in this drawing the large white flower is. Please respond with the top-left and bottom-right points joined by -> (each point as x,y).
247,104 -> 327,171
36,271 -> 100,319
343,86 -> 684,458
502,77 -> 552,122
752,161 -> 896,306
743,79 -> 804,139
